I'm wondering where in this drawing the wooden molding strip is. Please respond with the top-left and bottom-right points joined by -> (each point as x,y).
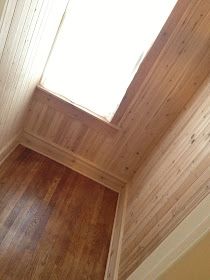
34,86 -> 120,137
105,185 -> 128,280
0,133 -> 20,166
21,131 -> 126,192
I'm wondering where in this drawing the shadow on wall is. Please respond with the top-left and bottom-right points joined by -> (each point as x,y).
0,0 -> 6,18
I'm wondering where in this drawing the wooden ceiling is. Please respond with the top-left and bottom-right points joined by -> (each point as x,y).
25,0 -> 210,182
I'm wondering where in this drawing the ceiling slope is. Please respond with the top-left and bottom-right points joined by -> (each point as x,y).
25,0 -> 210,181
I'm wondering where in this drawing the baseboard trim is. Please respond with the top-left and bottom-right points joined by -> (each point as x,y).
105,185 -> 128,280
0,134 -> 20,165
21,131 -> 126,193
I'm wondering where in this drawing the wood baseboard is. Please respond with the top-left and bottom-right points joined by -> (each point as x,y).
105,185 -> 128,280
21,131 -> 126,193
0,134 -> 20,165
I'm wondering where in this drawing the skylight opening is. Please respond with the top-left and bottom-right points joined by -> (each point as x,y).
41,0 -> 177,122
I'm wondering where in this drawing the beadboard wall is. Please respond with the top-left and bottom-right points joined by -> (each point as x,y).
24,0 -> 210,181
119,75 -> 210,279
0,0 -> 68,161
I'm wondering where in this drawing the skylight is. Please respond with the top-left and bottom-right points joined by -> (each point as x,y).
41,0 -> 177,121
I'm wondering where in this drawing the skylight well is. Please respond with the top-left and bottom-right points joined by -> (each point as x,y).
41,0 -> 177,121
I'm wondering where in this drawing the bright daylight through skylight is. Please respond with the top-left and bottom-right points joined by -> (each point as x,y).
41,0 -> 177,121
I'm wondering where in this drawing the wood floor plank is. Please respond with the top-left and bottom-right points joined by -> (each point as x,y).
0,146 -> 118,280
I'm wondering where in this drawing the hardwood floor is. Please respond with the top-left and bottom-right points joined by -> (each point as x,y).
0,146 -> 118,280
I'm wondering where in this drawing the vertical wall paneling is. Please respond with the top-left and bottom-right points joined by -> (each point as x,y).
0,1 -> 210,278
0,0 -> 68,159
24,0 -> 210,181
127,194 -> 210,280
119,76 -> 210,279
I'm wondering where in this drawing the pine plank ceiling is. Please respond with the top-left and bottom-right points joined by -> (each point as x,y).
25,0 -> 210,181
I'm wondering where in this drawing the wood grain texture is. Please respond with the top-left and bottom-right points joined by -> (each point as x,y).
35,86 -> 120,137
0,146 -> 118,280
105,186 -> 128,280
0,0 -> 68,156
126,194 -> 210,280
0,133 -> 20,165
1,1 -> 210,278
118,76 -> 210,279
24,0 -> 210,181
21,131 -> 126,192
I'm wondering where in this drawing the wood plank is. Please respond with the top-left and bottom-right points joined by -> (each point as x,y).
111,0 -> 196,125
0,146 -> 118,280
21,131 -> 126,192
0,0 -> 68,163
127,194 -> 210,280
1,1 -> 210,278
34,86 -> 120,137
105,186 -> 128,280
16,3 -> 210,276
119,76 -> 210,279
25,1 -> 210,180
1,0 -> 210,180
